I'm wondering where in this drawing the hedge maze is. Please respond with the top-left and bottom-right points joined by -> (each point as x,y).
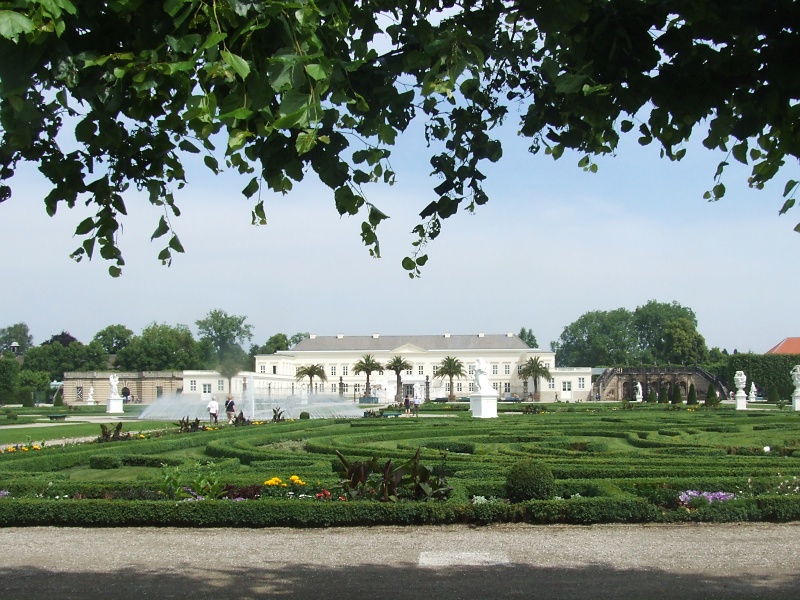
1,405 -> 800,527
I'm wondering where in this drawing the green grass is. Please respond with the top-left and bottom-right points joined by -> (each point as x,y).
0,421 -> 173,445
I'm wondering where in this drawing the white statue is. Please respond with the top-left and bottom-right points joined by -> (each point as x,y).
734,371 -> 747,392
748,382 -> 758,402
635,381 -> 643,400
792,365 -> 800,389
473,358 -> 491,393
88,386 -> 95,403
109,373 -> 120,398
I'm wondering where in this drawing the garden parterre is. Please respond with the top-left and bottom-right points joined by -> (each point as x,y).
1,404 -> 800,527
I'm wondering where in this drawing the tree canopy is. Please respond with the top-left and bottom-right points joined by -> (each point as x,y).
1,1 -> 797,276
0,322 -> 33,353
195,309 -> 253,358
92,324 -> 134,354
556,300 -> 708,367
114,323 -> 212,371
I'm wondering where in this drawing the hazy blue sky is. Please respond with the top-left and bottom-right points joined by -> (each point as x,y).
2,114 -> 797,356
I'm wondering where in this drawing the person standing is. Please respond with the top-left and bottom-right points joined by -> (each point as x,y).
207,396 -> 219,425
404,394 -> 411,416
225,395 -> 236,424
413,394 -> 421,417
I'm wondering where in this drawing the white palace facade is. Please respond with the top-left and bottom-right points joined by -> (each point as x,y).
182,332 -> 592,404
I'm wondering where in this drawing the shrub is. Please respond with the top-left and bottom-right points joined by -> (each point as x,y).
53,393 -> 64,407
299,412 -> 310,420
6,411 -> 17,420
705,385 -> 720,407
768,387 -> 781,403
646,389 -> 657,403
658,387 -> 669,404
21,393 -> 34,408
670,385 -> 682,405
687,384 -> 698,405
505,459 -> 554,502
88,455 -> 121,470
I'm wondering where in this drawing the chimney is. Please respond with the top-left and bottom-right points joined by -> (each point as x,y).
444,332 -> 451,338
478,332 -> 485,338
337,333 -> 344,339
372,333 -> 380,338
309,334 -> 317,339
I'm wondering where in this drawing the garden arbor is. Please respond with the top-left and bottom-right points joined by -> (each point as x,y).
385,355 -> 412,403
435,356 -> 466,402
353,354 -> 382,396
294,365 -> 327,394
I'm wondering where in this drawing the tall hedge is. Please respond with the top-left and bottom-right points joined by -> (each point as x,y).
727,354 -> 800,399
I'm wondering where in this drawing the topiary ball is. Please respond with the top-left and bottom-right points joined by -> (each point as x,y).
505,459 -> 554,502
299,411 -> 310,420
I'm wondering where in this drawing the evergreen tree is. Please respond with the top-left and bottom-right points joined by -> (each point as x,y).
687,383 -> 698,405
705,385 -> 719,408
646,388 -> 657,403
671,385 -> 683,405
658,386 -> 669,404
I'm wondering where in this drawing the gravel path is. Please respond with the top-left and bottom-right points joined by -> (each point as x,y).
2,522 -> 799,599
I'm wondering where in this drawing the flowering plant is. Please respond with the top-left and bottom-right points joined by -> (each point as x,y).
678,490 -> 735,508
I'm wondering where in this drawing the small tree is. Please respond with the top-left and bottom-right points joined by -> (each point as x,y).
646,388 -> 657,403
353,354 -> 383,396
768,387 -> 781,403
435,356 -> 466,402
705,385 -> 720,408
671,385 -> 683,405
658,386 -> 669,404
295,364 -> 327,394
385,356 -> 412,403
687,383 -> 698,405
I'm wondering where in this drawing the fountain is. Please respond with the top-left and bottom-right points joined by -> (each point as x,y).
139,390 -> 367,422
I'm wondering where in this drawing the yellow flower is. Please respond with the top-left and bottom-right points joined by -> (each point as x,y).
22,447 -> 28,452
32,445 -> 41,450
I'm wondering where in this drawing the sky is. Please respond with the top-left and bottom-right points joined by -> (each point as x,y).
1,109 -> 798,356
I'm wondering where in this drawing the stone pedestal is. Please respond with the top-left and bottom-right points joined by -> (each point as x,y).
793,393 -> 800,412
470,393 -> 498,418
735,390 -> 747,411
106,395 -> 124,414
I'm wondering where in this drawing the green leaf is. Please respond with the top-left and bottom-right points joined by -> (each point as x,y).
168,235 -> 184,252
241,176 -> 259,199
304,63 -> 327,81
401,257 -> 416,271
732,142 -> 748,165
204,155 -> 219,173
295,130 -> 317,155
782,180 -> 798,197
178,139 -> 200,153
779,198 -> 795,215
151,216 -> 170,240
108,265 -> 122,277
0,11 -> 35,40
74,217 -> 95,236
220,50 -> 250,80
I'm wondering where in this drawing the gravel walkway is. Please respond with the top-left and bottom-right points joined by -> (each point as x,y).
2,522 -> 799,599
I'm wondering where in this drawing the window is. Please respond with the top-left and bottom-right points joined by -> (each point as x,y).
156,386 -> 163,397
202,383 -> 211,394
548,378 -> 555,390
331,383 -> 338,393
260,365 -> 265,373
217,380 -> 225,392
445,383 -> 450,392
418,365 -> 424,375
272,366 -> 276,375
330,365 -> 337,376
456,383 -> 462,392
468,364 -> 475,375
318,384 -> 324,393
492,382 -> 499,390
433,365 -> 439,375
562,381 -> 572,392
504,382 -> 511,393
342,383 -> 349,392
342,366 -> 348,376
469,383 -> 474,392
504,364 -> 510,375
76,386 -> 83,401
517,365 -> 522,375
190,380 -> 197,392
492,364 -> 498,375
295,366 -> 300,374
406,368 -> 412,375
578,377 -> 585,389
355,383 -> 361,393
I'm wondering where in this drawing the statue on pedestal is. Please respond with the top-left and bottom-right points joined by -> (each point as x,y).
734,371 -> 747,392
109,374 -> 120,398
473,358 -> 491,394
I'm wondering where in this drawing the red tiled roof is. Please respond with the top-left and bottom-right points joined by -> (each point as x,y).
765,338 -> 800,354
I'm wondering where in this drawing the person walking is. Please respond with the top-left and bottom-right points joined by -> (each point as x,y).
207,396 -> 219,425
413,394 -> 421,416
224,395 -> 236,424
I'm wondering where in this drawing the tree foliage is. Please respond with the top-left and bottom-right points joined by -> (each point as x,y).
435,356 -> 466,402
0,322 -> 33,353
518,356 -> 551,397
518,327 -> 538,349
385,355 -> 412,403
92,324 -> 134,354
114,323 -> 211,371
195,309 -> 253,358
43,331 -> 78,347
295,364 -> 327,394
353,354 -> 382,395
21,339 -> 108,381
727,353 -> 800,400
556,300 -> 707,367
1,1 -> 797,277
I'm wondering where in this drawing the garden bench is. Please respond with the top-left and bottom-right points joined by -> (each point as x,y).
48,414 -> 67,421
381,411 -> 402,418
